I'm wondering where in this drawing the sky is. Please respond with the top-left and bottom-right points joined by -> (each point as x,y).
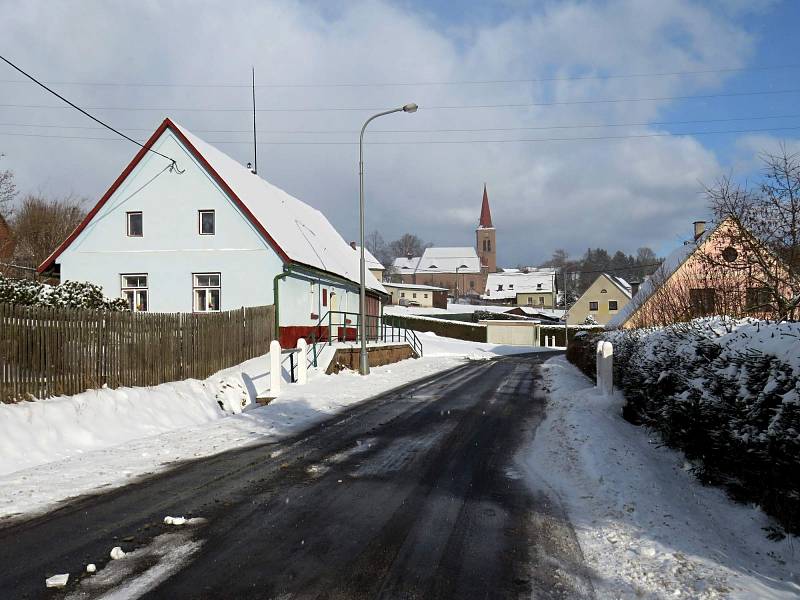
1,0 -> 799,267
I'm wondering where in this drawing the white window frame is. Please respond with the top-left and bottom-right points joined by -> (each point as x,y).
193,273 -> 221,312
121,273 -> 148,312
126,211 -> 143,237
198,209 -> 215,235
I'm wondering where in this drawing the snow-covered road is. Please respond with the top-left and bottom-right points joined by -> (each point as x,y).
522,355 -> 799,599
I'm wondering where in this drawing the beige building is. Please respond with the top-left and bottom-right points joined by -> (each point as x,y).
383,282 -> 448,308
482,270 -> 557,307
352,243 -> 384,282
393,185 -> 496,297
568,273 -> 632,325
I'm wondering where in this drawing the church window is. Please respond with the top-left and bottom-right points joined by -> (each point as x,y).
487,240 -> 491,252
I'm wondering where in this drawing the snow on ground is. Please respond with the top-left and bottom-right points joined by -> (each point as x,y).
0,333 -> 534,520
522,355 -> 799,599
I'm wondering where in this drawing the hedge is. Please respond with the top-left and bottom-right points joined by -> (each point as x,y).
567,319 -> 800,534
384,314 -> 487,343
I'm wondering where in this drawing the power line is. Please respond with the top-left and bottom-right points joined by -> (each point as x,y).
565,262 -> 663,276
0,54 -> 183,172
2,112 -> 800,135
2,87 -> 800,114
2,124 -> 800,145
1,63 -> 798,89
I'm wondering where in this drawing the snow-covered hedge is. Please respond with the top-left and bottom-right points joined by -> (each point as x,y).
568,318 -> 800,534
0,276 -> 127,310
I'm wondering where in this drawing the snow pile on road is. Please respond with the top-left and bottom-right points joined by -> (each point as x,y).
0,357 -> 260,477
523,355 -> 799,599
0,334 -> 536,519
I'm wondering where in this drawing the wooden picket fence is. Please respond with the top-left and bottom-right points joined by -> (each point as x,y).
0,303 -> 275,403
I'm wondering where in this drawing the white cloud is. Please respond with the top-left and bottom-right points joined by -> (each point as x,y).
0,0 -> 770,265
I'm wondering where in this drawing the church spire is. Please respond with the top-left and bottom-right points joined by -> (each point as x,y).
478,183 -> 493,228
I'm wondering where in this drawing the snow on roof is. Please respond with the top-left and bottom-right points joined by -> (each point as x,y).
353,245 -> 384,271
415,247 -> 481,273
483,271 -> 555,299
392,256 -> 420,270
601,273 -> 632,298
173,122 -> 385,294
383,282 -> 449,291
606,223 -> 721,329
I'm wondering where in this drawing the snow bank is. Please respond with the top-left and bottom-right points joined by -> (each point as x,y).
0,355 -> 265,477
523,356 -> 799,599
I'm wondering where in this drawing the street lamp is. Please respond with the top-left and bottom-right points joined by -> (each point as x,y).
455,264 -> 469,302
359,103 -> 418,375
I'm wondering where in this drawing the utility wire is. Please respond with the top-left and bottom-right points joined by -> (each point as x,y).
0,54 -> 183,172
2,112 -> 800,135
1,63 -> 798,89
3,124 -> 800,145
564,262 -> 663,276
3,87 -> 800,114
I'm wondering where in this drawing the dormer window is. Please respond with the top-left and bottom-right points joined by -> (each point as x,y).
428,264 -> 438,269
497,284 -> 503,291
536,283 -> 542,290
127,211 -> 143,237
199,210 -> 215,235
508,284 -> 514,289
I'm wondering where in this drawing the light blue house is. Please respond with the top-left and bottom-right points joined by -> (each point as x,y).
39,118 -> 386,347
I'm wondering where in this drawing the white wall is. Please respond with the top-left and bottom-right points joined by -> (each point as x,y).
58,131 -> 284,313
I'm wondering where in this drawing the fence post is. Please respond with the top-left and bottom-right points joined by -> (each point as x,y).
602,341 -> 614,396
296,338 -> 308,384
596,341 -> 605,392
270,340 -> 282,396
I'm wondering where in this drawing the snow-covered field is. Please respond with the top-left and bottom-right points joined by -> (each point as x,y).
0,333 -> 532,520
522,355 -> 799,599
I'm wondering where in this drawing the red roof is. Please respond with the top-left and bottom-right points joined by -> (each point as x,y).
479,184 -> 493,228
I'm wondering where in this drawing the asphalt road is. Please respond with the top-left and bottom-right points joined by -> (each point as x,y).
0,352 -> 593,599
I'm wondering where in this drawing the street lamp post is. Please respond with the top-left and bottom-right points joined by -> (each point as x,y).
359,103 -> 418,375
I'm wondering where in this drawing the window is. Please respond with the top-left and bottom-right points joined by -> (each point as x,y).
497,284 -> 503,291
322,288 -> 328,307
127,212 -> 142,237
600,288 -> 608,294
121,274 -> 148,312
746,287 -> 772,310
413,292 -> 417,299
589,301 -> 599,311
482,240 -> 487,251
608,300 -> 619,311
199,210 -> 215,235
721,246 -> 738,263
424,293 -> 428,299
539,296 -> 545,305
689,288 -> 716,316
536,283 -> 542,290
527,297 -> 533,305
469,280 -> 475,289
401,292 -> 406,298
487,240 -> 491,252
193,273 -> 221,312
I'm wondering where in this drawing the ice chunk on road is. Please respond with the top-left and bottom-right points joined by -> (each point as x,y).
45,573 -> 69,588
109,546 -> 126,560
86,563 -> 96,573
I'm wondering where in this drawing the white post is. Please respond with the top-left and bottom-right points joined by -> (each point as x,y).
596,340 -> 605,392
295,338 -> 308,385
601,341 -> 614,396
270,340 -> 282,396
544,335 -> 549,347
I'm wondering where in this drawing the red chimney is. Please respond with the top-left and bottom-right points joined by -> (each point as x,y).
479,184 -> 493,228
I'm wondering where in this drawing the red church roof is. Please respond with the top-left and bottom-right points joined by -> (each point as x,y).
478,184 -> 493,228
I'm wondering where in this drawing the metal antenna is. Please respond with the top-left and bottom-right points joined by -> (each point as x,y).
251,66 -> 258,174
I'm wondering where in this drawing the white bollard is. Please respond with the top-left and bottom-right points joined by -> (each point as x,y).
601,341 -> 614,396
295,338 -> 308,385
596,340 -> 605,392
270,340 -> 282,396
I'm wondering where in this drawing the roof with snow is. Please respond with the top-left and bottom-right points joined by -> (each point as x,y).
606,223 -> 721,329
482,270 -> 556,299
393,247 -> 482,274
353,245 -> 384,272
603,273 -> 633,298
383,282 -> 449,291
39,119 -> 385,295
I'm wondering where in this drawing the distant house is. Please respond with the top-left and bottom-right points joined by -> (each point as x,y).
38,118 -> 386,347
482,270 -> 557,307
394,247 -> 483,298
607,219 -> 796,329
352,243 -> 385,282
383,282 -> 448,309
567,273 -> 631,325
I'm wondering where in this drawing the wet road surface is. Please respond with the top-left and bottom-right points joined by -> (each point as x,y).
0,352 -> 593,599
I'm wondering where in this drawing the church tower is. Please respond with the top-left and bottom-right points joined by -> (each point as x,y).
476,184 -> 497,273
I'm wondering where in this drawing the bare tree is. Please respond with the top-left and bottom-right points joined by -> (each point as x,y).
11,194 -> 86,270
387,233 -> 428,261
0,154 -> 16,218
702,146 -> 800,320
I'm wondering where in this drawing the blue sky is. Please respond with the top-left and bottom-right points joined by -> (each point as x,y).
1,0 -> 799,265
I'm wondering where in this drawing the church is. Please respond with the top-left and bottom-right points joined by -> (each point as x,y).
392,185 -> 497,299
